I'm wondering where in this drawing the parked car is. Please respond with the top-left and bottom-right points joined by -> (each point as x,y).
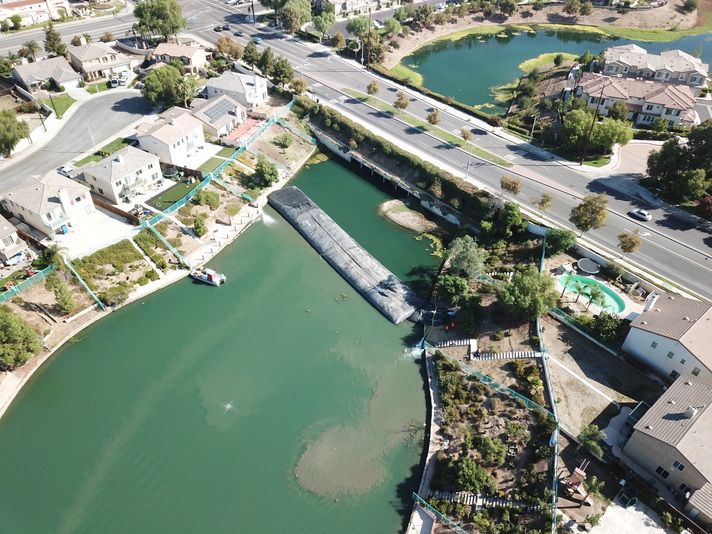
252,36 -> 262,44
222,24 -> 230,31
628,209 -> 652,221
213,26 -> 222,32
234,30 -> 245,36
57,165 -> 74,177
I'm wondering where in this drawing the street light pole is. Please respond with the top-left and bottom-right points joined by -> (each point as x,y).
87,125 -> 96,153
529,114 -> 537,141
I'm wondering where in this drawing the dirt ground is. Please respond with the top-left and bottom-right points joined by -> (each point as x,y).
246,122 -> 315,173
379,198 -> 447,235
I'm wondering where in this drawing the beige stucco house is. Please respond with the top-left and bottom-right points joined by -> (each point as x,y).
152,43 -> 208,74
67,42 -> 131,81
136,111 -> 204,167
0,214 -> 28,264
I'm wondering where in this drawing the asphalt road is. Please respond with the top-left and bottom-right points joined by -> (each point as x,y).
1,3 -> 711,299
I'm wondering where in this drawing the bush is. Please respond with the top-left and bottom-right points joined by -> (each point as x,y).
194,215 -> 208,237
602,261 -> 625,280
530,335 -> 540,347
98,283 -> 132,306
151,254 -> 167,271
192,189 -> 220,211
145,269 -> 159,281
137,276 -> 149,286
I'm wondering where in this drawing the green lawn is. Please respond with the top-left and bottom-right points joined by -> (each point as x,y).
85,81 -> 112,94
196,157 -> 224,173
151,181 -> 200,209
49,94 -> 76,117
341,88 -> 511,167
549,146 -> 610,167
74,137 -> 136,167
217,147 -> 237,158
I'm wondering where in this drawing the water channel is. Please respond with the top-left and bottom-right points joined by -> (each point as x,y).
402,27 -> 712,113
0,159 -> 441,533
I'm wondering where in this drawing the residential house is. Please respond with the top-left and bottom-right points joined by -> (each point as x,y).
188,95 -> 246,137
11,56 -> 82,91
204,71 -> 268,110
624,376 -> 712,528
0,171 -> 95,236
67,42 -> 132,81
621,293 -> 712,384
152,43 -> 208,74
575,72 -> 699,129
314,0 -> 372,15
136,110 -> 204,167
0,0 -> 69,26
80,146 -> 161,204
603,44 -> 709,96
0,214 -> 28,264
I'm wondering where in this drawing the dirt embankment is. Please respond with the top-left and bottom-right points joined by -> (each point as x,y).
379,199 -> 447,234
383,0 -> 698,69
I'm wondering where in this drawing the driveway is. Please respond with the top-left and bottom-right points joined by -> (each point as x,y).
611,140 -> 663,178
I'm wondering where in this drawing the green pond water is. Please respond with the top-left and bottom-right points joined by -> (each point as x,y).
402,28 -> 712,113
0,159 -> 442,534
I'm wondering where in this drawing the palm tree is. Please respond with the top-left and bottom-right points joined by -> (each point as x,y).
581,475 -> 605,507
575,424 -> 604,456
82,33 -> 93,43
586,285 -> 606,311
175,75 -> 198,108
574,280 -> 585,303
6,51 -> 21,65
40,243 -> 68,270
22,40 -> 40,61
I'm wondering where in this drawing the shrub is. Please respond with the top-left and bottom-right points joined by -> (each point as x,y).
137,276 -> 149,286
192,189 -> 220,211
530,335 -> 540,347
98,283 -> 132,306
602,261 -> 625,280
194,215 -> 208,237
151,254 -> 167,271
145,269 -> 159,281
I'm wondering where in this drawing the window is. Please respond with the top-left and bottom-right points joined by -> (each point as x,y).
680,483 -> 692,495
2,235 -> 14,247
670,370 -> 681,380
46,212 -> 53,221
680,359 -> 686,365
673,461 -> 686,471
590,97 -> 599,105
692,367 -> 701,376
99,188 -> 104,194
75,196 -> 81,203
667,351 -> 674,359
645,104 -> 655,111
651,341 -> 658,349
656,466 -> 671,479
679,74 -> 686,80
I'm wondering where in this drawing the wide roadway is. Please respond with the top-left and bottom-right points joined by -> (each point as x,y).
2,3 -> 711,299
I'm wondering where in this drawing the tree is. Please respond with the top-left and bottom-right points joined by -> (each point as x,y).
281,0 -> 311,33
582,475 -> 605,505
141,65 -> 182,105
346,15 -> 370,38
276,132 -> 292,148
590,118 -> 633,154
215,36 -> 243,60
10,15 -> 22,30
545,228 -> 576,256
652,117 -> 668,132
256,154 -> 279,185
530,192 -> 554,216
367,80 -> 379,95
257,47 -> 275,77
39,244 -> 67,270
243,40 -> 260,69
500,266 -> 558,320
499,0 -> 517,17
480,437 -> 507,465
290,77 -> 307,95
0,309 -> 42,369
260,0 -> 290,24
22,40 -> 40,61
607,100 -> 629,121
496,202 -> 526,237
71,35 -> 82,46
313,4 -> 335,42
585,284 -> 606,311
82,32 -> 93,43
563,0 -> 581,14
383,17 -> 401,38
193,214 -> 207,237
44,24 -> 67,56
134,0 -> 186,42
175,75 -> 198,107
427,109 -> 440,125
451,456 -> 492,492
576,424 -> 604,456
271,56 -> 294,86
579,0 -> 593,15
560,109 -> 594,153
680,168 -> 711,201
461,127 -> 472,144
47,274 -> 77,315
100,31 -> 114,43
683,0 -> 699,11
0,110 -> 30,157
364,29 -> 385,64
331,31 -> 346,51
437,274 -> 469,302
500,175 -> 523,196
699,196 -> 712,219
618,229 -> 642,256
591,312 -> 623,345
569,193 -> 608,236
394,90 -> 409,110
447,235 -> 488,279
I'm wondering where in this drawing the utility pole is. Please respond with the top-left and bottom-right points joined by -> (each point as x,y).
579,83 -> 605,166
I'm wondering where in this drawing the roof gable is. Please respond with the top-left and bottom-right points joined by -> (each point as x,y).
1,171 -> 89,215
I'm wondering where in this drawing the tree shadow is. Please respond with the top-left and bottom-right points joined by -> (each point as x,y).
110,95 -> 155,115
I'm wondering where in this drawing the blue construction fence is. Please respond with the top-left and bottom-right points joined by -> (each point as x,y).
412,493 -> 468,534
0,265 -> 55,303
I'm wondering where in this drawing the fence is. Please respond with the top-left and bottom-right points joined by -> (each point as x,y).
412,493 -> 468,534
0,266 -> 55,303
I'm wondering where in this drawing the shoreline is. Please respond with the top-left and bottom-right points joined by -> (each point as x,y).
0,147 -> 315,422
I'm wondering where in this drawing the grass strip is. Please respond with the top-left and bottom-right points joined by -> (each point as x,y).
48,94 -> 77,117
216,147 -> 237,158
196,157 -> 224,173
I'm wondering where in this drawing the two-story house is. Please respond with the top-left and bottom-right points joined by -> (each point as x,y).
0,214 -> 28,264
621,293 -> 712,384
0,171 -> 95,236
0,0 -> 69,27
204,72 -> 268,110
67,42 -> 132,81
575,72 -> 699,129
188,95 -> 246,138
80,146 -> 161,204
314,0 -> 372,15
624,376 -> 712,528
136,111 -> 204,167
603,44 -> 709,96
152,43 -> 208,75
11,56 -> 82,91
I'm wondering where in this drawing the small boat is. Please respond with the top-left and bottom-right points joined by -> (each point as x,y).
189,266 -> 226,286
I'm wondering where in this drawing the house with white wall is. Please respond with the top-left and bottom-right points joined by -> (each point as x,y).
204,71 -> 268,110
67,42 -> 132,81
153,43 -> 208,74
136,111 -> 204,167
575,72 -> 699,129
12,56 -> 82,91
622,293 -> 712,384
0,0 -> 69,27
80,146 -> 161,204
0,214 -> 28,264
0,171 -> 95,236
603,44 -> 709,96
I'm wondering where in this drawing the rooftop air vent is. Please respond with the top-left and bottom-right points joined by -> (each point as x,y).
669,400 -> 676,404
685,406 -> 698,419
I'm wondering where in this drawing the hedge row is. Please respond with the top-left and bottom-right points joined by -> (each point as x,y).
294,97 -> 491,221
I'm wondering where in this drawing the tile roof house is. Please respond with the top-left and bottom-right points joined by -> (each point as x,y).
136,110 -> 204,167
0,171 -> 95,236
0,0 -> 70,27
314,0 -> 371,14
0,214 -> 28,264
204,71 -> 268,110
575,72 -> 699,129
67,42 -> 131,81
11,56 -> 81,91
603,44 -> 709,96
152,43 -> 208,74
80,146 -> 162,204
622,293 -> 712,384
189,95 -> 246,137
624,376 -> 712,527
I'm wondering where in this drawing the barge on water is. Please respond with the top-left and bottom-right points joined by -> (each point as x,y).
268,187 -> 427,324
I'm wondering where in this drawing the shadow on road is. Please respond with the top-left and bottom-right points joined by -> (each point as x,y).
110,95 -> 155,115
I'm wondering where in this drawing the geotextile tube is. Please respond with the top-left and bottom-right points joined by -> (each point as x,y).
268,187 -> 426,324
